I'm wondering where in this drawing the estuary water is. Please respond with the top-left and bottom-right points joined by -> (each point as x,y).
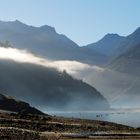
48,110 -> 140,128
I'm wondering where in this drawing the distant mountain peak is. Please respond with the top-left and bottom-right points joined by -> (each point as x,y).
39,25 -> 56,33
14,19 -> 23,24
103,33 -> 123,40
0,19 -> 25,25
0,20 -> 29,29
12,20 -> 57,33
0,19 -> 109,65
131,26 -> 140,35
0,20 -> 58,35
84,33 -> 125,56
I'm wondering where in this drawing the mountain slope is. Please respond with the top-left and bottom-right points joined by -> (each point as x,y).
84,27 -> 140,59
0,20 -> 108,65
0,59 -> 109,111
84,34 -> 125,56
0,93 -> 44,115
109,44 -> 140,77
115,27 -> 140,55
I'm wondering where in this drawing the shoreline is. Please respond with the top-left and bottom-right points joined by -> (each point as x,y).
0,111 -> 139,139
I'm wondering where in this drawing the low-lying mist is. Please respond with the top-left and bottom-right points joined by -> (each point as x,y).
0,46 -> 139,109
0,46 -> 110,111
0,46 -> 104,74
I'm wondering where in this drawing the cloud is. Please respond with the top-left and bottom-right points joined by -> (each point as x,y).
2,46 -> 139,108
0,46 -> 104,75
47,60 -> 90,74
0,47 -> 50,64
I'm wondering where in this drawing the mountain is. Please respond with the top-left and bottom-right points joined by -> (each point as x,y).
109,44 -> 140,77
115,27 -> 140,55
2,20 -> 138,65
0,93 -> 44,115
0,20 -> 108,65
78,65 -> 140,108
0,59 -> 109,111
84,34 -> 125,56
99,43 -> 140,107
83,27 -> 140,107
84,27 -> 140,58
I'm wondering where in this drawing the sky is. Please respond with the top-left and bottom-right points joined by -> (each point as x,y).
0,0 -> 140,45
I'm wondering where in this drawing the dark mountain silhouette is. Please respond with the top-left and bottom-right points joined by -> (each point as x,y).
109,44 -> 140,77
0,59 -> 109,111
0,93 -> 44,115
0,20 -> 108,65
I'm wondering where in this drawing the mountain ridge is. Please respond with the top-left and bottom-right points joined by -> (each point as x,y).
108,43 -> 140,77
84,33 -> 125,56
0,20 -> 109,65
0,58 -> 109,111
0,93 -> 44,115
84,26 -> 140,59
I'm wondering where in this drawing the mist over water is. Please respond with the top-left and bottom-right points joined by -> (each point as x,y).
0,46 -> 140,126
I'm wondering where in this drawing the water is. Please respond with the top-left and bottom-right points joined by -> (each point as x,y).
48,110 -> 140,128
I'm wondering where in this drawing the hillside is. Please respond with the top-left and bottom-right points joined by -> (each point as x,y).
84,34 -> 125,56
0,59 -> 109,111
84,27 -> 140,59
0,20 -> 108,65
1,20 -> 140,65
0,93 -> 44,115
109,44 -> 140,77
115,27 -> 140,55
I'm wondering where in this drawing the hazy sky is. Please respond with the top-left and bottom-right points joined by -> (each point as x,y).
0,0 -> 140,45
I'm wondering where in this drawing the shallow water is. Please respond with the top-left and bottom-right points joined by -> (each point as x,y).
48,110 -> 140,128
